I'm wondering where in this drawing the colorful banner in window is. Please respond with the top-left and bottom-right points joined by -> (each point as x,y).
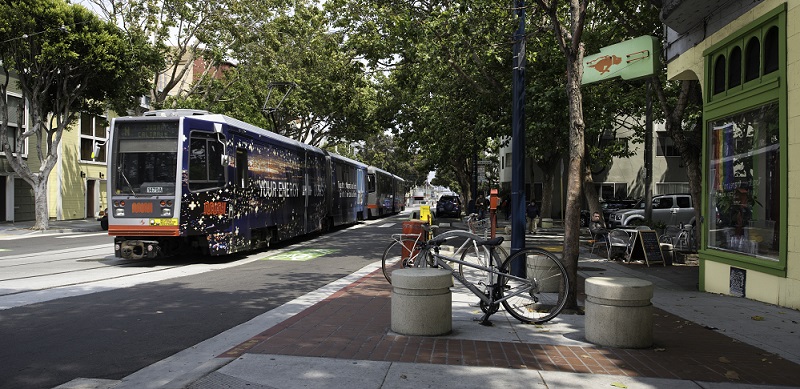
711,123 -> 735,191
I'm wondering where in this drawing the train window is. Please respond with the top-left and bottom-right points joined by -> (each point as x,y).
189,132 -> 226,191
236,149 -> 248,188
114,121 -> 179,195
367,174 -> 376,192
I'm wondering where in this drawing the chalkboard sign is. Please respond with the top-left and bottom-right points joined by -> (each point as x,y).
629,230 -> 665,267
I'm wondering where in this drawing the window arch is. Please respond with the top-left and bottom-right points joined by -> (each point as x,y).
713,55 -> 726,95
728,46 -> 742,88
745,37 -> 760,81
764,26 -> 779,74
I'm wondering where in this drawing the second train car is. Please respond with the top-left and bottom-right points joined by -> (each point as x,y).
106,109 -> 404,259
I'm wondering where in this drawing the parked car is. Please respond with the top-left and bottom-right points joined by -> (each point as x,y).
609,194 -> 695,228
580,199 -> 639,226
435,194 -> 462,218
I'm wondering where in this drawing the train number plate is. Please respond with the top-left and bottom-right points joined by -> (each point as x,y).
150,218 -> 178,226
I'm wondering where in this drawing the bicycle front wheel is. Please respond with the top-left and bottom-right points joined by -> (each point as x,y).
458,242 -> 507,288
381,237 -> 426,284
499,247 -> 569,324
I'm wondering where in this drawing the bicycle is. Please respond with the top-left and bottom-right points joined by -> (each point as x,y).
381,225 -> 500,287
465,213 -> 490,237
463,212 -> 511,271
383,231 -> 570,325
660,223 -> 696,252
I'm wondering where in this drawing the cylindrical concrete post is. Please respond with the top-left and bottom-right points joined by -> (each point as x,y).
585,277 -> 654,348
391,268 -> 453,336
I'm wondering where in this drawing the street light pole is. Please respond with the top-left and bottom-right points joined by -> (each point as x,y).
511,0 -> 526,276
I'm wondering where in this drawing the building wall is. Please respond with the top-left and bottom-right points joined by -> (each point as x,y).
498,119 -> 687,217
48,122 -> 83,220
666,1 -> 800,308
1,70 -> 37,222
45,113 -> 110,221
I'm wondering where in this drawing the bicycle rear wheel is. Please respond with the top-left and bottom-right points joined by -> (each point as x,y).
381,237 -> 425,284
499,247 -> 569,324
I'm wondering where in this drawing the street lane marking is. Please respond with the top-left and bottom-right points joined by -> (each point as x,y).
261,249 -> 338,261
56,232 -> 111,239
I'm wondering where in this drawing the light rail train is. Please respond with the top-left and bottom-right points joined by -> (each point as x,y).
106,110 -> 404,259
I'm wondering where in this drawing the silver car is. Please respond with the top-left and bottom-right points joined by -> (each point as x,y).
609,194 -> 695,227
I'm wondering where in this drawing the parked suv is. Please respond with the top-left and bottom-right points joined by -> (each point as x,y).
435,194 -> 462,218
609,194 -> 695,228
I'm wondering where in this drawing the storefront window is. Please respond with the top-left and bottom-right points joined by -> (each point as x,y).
707,102 -> 779,260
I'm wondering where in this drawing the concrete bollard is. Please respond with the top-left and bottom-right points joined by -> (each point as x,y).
391,268 -> 453,336
585,277 -> 654,348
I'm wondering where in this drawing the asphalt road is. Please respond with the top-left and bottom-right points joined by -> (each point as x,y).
0,217 -> 402,389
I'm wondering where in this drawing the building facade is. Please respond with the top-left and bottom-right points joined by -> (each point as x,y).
2,49 -> 232,223
1,71 -> 36,222
498,120 -> 689,219
660,1 -> 799,308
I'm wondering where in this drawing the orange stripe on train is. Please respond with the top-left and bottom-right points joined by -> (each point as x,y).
109,225 -> 180,237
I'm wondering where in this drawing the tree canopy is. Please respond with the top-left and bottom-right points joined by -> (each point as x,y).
0,0 -> 160,229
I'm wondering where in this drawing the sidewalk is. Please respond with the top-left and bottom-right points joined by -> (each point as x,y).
0,218 -> 103,236
48,216 -> 800,389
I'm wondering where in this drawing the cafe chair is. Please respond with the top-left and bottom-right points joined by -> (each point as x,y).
608,229 -> 635,261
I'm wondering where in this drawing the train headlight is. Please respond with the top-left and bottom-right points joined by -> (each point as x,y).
161,208 -> 172,216
114,208 -> 125,217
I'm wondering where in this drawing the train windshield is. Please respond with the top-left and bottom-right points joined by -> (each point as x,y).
111,121 -> 179,196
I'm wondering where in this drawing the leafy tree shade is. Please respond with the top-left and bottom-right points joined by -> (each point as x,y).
87,0 -> 224,113
0,0 -> 160,229
170,0 -> 381,148
327,0 -> 514,204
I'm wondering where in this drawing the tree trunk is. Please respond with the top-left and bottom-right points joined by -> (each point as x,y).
562,53 -> 586,310
582,159 -> 602,216
560,2 -> 587,310
33,178 -> 49,230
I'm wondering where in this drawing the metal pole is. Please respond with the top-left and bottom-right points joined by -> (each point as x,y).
644,80 -> 653,221
511,0 -> 526,276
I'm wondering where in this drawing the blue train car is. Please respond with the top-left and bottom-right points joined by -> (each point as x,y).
325,152 -> 368,226
106,110 -> 376,259
366,167 -> 406,218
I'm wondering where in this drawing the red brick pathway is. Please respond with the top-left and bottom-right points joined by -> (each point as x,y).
220,269 -> 800,386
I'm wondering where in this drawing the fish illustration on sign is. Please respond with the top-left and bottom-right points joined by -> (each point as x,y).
581,36 -> 660,85
586,55 -> 622,74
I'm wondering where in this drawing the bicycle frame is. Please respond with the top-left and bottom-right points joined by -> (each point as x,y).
421,245 -> 535,311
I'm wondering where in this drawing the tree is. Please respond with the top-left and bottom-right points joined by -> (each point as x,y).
168,0 -> 380,148
87,0 -> 227,112
327,0 -> 514,206
0,0 -> 159,229
531,0 -> 589,310
354,132 -> 431,187
598,0 -> 703,242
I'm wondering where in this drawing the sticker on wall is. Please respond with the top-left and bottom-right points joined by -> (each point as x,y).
261,248 -> 338,261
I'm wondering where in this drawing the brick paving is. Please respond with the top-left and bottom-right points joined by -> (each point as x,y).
219,268 -> 800,386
